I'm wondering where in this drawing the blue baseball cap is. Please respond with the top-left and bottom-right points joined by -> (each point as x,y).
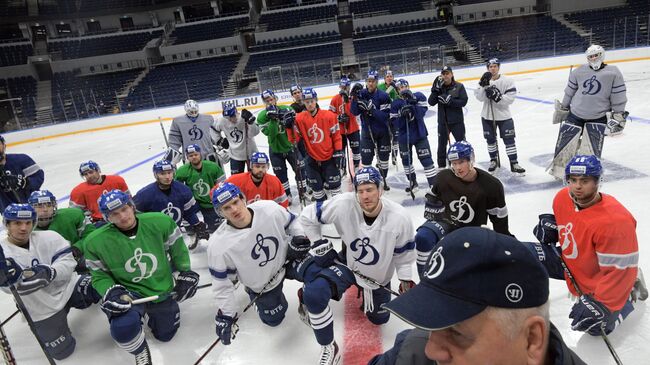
383,227 -> 549,331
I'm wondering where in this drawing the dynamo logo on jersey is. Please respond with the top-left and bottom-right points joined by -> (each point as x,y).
350,237 -> 380,265
188,125 -> 204,141
230,128 -> 244,143
251,233 -> 279,267
449,196 -> 475,224
192,178 -> 211,197
308,123 -> 324,144
161,202 -> 182,224
582,75 -> 602,95
125,247 -> 158,283
559,222 -> 578,259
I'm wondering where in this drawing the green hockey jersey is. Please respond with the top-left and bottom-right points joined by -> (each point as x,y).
176,160 -> 226,209
256,104 -> 295,153
34,207 -> 95,251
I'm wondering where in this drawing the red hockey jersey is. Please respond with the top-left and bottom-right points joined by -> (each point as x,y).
213,172 -> 289,208
290,109 -> 342,162
69,175 -> 130,221
329,94 -> 360,135
553,187 -> 638,311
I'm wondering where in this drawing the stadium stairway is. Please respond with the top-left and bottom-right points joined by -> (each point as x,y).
445,25 -> 483,64
223,53 -> 251,97
553,14 -> 606,47
35,80 -> 54,125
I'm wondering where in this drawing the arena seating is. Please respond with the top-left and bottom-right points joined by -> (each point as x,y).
170,16 -> 250,45
125,55 -> 240,110
0,44 -> 33,67
1,76 -> 36,125
355,18 -> 445,38
80,0 -> 151,12
38,0 -> 77,15
456,15 -> 587,60
353,29 -> 455,55
250,31 -> 340,52
258,4 -> 338,31
47,30 -> 163,60
349,0 -> 425,16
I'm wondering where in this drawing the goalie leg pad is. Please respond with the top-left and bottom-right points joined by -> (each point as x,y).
578,122 -> 606,157
547,119 -> 583,179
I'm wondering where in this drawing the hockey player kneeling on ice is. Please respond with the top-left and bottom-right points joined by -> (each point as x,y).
390,79 -> 437,194
84,190 -> 199,365
374,227 -> 586,365
529,155 -> 645,337
0,204 -> 100,360
290,88 -> 343,202
207,183 -> 311,344
548,45 -> 628,180
474,58 -> 525,175
211,104 -> 260,175
415,141 -> 511,278
175,144 -> 226,233
221,152 -> 289,208
134,160 -> 209,245
298,166 -> 416,365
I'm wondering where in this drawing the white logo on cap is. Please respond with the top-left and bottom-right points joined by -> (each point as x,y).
505,283 -> 523,303
425,246 -> 445,279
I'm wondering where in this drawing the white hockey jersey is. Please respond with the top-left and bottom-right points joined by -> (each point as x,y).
299,193 -> 415,289
207,200 -> 303,316
0,231 -> 78,321
474,74 -> 517,121
211,116 -> 260,161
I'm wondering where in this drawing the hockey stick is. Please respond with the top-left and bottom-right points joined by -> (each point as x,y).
1,310 -> 19,327
292,143 -> 307,207
339,262 -> 401,297
193,263 -> 288,365
0,322 -> 16,365
404,112 -> 415,200
122,282 -> 214,305
488,99 -> 501,168
0,247 -> 56,364
550,248 -> 623,365
159,116 -> 169,148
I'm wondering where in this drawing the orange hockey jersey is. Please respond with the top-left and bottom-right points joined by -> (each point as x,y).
290,108 -> 342,162
553,187 -> 638,311
69,175 -> 130,221
329,94 -> 360,135
213,172 -> 289,208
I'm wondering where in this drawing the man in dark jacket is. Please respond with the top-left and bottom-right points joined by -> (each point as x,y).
428,66 -> 468,169
370,227 -> 587,365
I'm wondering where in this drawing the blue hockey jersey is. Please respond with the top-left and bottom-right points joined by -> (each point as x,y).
133,181 -> 200,226
350,88 -> 391,135
0,153 -> 44,210
390,92 -> 429,145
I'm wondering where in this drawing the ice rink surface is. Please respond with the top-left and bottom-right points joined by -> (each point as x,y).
1,54 -> 649,365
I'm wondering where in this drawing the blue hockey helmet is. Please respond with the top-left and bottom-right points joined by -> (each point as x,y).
250,151 -> 270,165
302,88 -> 317,100
261,89 -> 276,101
153,159 -> 175,174
487,58 -> 501,68
565,155 -> 602,182
396,79 -> 410,89
79,160 -> 100,176
367,70 -> 379,81
354,166 -> 383,190
223,103 -> 237,118
28,190 -> 58,225
212,182 -> 244,214
290,85 -> 302,94
185,144 -> 201,155
340,76 -> 351,87
447,141 -> 474,163
3,203 -> 37,225
384,70 -> 393,78
98,189 -> 133,220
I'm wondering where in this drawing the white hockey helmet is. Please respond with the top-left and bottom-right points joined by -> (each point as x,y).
184,99 -> 199,118
585,45 -> 605,70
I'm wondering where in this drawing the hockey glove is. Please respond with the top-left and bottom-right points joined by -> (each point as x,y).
216,148 -> 231,164
16,264 -> 56,295
552,99 -> 569,125
332,150 -> 344,170
0,257 -> 23,287
350,83 -> 363,98
100,285 -> 132,317
173,270 -> 200,303
287,236 -> 311,261
215,310 -> 237,345
424,191 -> 445,221
479,71 -> 492,87
437,95 -> 452,105
386,81 -> 397,94
192,221 -> 210,241
533,213 -> 558,245
432,75 -> 444,93
356,99 -> 374,114
337,113 -> 350,124
399,105 -> 414,121
0,173 -> 25,192
163,147 -> 183,166
400,89 -> 415,102
310,239 -> 338,268
215,137 -> 230,150
398,280 -> 416,294
279,110 -> 296,129
569,295 -> 611,336
265,105 -> 280,120
485,86 -> 502,102
605,111 -> 628,136
241,108 -> 256,125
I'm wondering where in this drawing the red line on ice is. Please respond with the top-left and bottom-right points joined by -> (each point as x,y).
342,286 -> 382,365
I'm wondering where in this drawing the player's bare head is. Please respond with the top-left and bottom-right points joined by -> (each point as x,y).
79,160 -> 101,184
249,152 -> 269,181
565,155 -> 602,207
153,160 -> 175,188
290,85 -> 303,102
447,141 -> 475,180
384,70 -> 394,84
213,182 -> 249,227
28,190 -> 58,228
261,89 -> 277,106
487,58 -> 500,77
302,88 -> 318,112
185,144 -> 202,165
4,204 -> 36,244
366,70 -> 379,92
354,167 -> 383,215
99,190 -> 136,230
